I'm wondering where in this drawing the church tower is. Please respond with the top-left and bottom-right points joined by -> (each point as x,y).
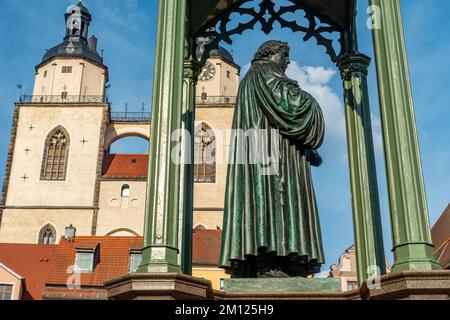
193,47 -> 240,230
0,1 -> 110,244
0,2 -> 240,245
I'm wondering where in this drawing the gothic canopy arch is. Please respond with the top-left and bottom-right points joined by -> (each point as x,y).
191,0 -> 357,65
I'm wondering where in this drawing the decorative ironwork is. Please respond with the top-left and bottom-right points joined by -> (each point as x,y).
19,95 -> 107,104
196,0 -> 345,65
195,96 -> 237,105
110,112 -> 151,123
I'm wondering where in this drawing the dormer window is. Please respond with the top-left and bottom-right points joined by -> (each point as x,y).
128,249 -> 142,273
74,244 -> 99,273
62,66 -> 73,73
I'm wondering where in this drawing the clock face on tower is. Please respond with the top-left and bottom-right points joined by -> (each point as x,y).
199,62 -> 216,81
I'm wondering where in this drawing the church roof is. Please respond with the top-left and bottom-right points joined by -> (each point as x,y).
72,0 -> 90,14
37,1 -> 106,70
102,154 -> 148,179
210,46 -> 234,63
40,39 -> 104,68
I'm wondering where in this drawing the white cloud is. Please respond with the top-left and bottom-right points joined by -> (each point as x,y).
240,60 -> 385,158
286,61 -> 346,143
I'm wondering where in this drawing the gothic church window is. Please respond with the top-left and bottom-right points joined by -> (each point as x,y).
41,127 -> 70,180
194,123 -> 216,183
38,224 -> 56,245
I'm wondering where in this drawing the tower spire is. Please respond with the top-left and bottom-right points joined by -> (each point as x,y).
65,1 -> 92,43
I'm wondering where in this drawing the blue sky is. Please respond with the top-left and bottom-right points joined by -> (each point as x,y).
0,0 -> 449,270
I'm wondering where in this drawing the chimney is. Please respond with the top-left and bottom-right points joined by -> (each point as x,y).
88,36 -> 98,53
64,224 -> 76,240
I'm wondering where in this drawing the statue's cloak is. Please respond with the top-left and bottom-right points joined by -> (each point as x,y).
219,59 -> 325,277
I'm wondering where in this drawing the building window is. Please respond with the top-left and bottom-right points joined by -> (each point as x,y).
41,127 -> 70,180
74,245 -> 99,273
194,123 -> 216,183
61,92 -> 68,99
347,281 -> 358,291
227,70 -> 231,78
43,70 -> 48,78
121,184 -> 130,197
62,66 -> 73,73
129,249 -> 142,273
0,284 -> 13,300
38,224 -> 56,245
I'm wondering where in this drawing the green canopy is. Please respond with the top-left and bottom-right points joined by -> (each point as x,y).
189,0 -> 357,34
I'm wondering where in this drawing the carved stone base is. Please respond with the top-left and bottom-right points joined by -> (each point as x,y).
360,270 -> 450,300
105,273 -> 213,300
105,271 -> 450,300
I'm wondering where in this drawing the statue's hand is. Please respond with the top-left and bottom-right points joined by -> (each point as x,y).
309,150 -> 323,167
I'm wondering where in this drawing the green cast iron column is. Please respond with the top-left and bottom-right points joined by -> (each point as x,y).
337,54 -> 387,283
369,0 -> 441,271
138,0 -> 186,273
178,50 -> 200,275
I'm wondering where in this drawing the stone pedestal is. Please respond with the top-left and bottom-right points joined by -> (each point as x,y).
222,278 -> 341,293
105,271 -> 449,300
105,273 -> 213,300
360,271 -> 450,300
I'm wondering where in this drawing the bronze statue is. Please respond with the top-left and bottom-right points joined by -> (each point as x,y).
219,40 -> 325,278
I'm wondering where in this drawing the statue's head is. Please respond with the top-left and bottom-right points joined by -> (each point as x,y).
254,40 -> 291,72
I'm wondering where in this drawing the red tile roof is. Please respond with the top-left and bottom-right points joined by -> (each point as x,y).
0,243 -> 55,300
432,204 -> 450,269
45,236 -> 143,288
102,154 -> 148,179
0,231 -> 223,300
45,232 -> 223,288
192,229 -> 223,266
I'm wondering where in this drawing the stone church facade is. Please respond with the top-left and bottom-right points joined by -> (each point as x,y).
0,2 -> 239,245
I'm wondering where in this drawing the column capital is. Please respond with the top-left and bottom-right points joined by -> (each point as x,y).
337,53 -> 371,78
184,58 -> 201,83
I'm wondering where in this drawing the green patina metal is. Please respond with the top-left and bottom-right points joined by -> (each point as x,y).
138,0 -> 187,273
222,278 -> 342,293
337,53 -> 386,284
219,43 -> 326,278
369,0 -> 441,271
140,0 -> 440,287
178,42 -> 201,275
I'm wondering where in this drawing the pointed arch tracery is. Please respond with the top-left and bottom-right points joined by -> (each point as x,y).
41,126 -> 70,181
194,122 -> 216,183
38,223 -> 56,245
